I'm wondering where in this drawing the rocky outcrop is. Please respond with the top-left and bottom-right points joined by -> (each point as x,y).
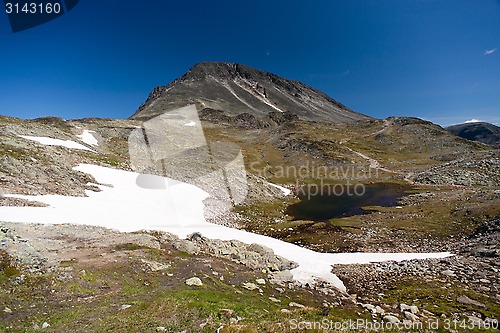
182,232 -> 298,272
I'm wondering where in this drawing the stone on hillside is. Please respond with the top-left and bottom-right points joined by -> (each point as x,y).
467,315 -> 484,327
185,277 -> 203,286
172,240 -> 200,255
374,306 -> 385,315
242,282 -> 258,291
269,270 -> 293,285
457,295 -> 486,309
256,278 -> 266,285
409,305 -> 419,314
383,315 -> 400,324
289,302 -> 305,308
404,311 -> 419,322
219,308 -> 234,318
362,303 -> 375,311
422,309 -> 436,317
441,269 -> 456,277
140,259 -> 170,271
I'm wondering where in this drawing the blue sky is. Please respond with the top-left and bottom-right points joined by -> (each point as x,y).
1,0 -> 499,126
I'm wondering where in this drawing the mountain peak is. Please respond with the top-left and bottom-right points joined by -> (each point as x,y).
130,62 -> 371,123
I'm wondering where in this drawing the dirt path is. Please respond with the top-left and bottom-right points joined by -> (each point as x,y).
338,119 -> 416,182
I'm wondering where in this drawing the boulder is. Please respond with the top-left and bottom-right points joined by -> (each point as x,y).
185,277 -> 203,286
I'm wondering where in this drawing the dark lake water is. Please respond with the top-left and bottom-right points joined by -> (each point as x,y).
286,182 -> 409,221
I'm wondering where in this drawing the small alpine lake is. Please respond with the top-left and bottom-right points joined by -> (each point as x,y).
286,182 -> 410,221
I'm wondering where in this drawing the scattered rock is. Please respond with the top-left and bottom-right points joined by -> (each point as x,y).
383,315 -> 400,324
255,278 -> 266,285
269,297 -> 281,303
269,270 -> 293,285
374,306 -> 385,315
441,269 -> 456,277
41,322 -> 50,329
219,308 -> 234,318
120,304 -> 132,310
404,311 -> 419,322
172,240 -> 200,255
3,307 -> 12,314
289,302 -> 305,308
467,315 -> 484,327
280,309 -> 291,313
457,295 -> 486,309
400,303 -> 411,312
362,303 -> 375,311
185,277 -> 203,287
409,305 -> 419,315
422,309 -> 436,317
242,282 -> 258,291
140,259 -> 170,272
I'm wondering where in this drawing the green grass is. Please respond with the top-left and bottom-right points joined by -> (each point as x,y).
113,242 -> 148,251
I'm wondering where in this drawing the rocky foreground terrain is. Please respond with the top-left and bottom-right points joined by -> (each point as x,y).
1,63 -> 499,331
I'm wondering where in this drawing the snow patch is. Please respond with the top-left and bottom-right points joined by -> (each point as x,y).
464,119 -> 482,123
19,135 -> 96,152
0,164 -> 452,292
77,130 -> 99,147
221,81 -> 260,112
268,182 -> 291,196
233,79 -> 285,113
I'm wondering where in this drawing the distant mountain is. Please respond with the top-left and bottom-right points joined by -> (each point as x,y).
447,122 -> 500,148
130,62 -> 371,123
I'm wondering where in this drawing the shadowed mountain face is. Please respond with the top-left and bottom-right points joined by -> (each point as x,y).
447,122 -> 500,148
130,62 -> 371,123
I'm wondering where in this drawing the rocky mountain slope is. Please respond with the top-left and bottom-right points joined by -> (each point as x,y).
130,62 -> 371,123
447,122 -> 500,148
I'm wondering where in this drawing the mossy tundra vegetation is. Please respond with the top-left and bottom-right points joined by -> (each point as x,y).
0,105 -> 499,332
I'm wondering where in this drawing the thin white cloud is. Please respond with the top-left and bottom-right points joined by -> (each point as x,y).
484,48 -> 497,55
341,69 -> 350,76
464,119 -> 482,123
